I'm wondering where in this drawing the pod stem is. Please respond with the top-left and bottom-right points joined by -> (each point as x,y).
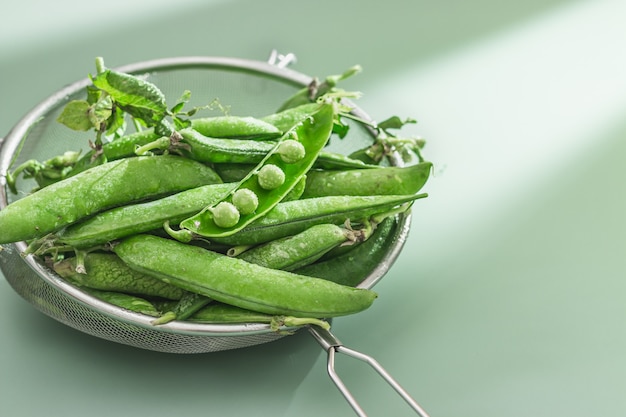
5,159 -> 41,194
163,221 -> 195,243
95,57 -> 106,74
135,136 -> 170,156
227,245 -> 254,257
271,316 -> 331,333
151,311 -> 177,325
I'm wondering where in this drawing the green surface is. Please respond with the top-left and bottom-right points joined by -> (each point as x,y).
2,1 -> 626,416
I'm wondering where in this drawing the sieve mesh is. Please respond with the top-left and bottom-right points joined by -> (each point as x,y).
0,56 -> 411,354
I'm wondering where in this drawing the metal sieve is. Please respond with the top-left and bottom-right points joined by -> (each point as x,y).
0,53 -> 429,416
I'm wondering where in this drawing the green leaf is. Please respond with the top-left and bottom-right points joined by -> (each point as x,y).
86,85 -> 102,104
377,116 -> 417,131
332,119 -> 350,138
325,65 -> 362,87
105,107 -> 127,137
56,100 -> 93,131
171,90 -> 192,115
91,69 -> 168,126
173,117 -> 191,131
88,95 -> 113,127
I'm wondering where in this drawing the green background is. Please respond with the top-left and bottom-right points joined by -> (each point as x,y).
1,1 -> 625,416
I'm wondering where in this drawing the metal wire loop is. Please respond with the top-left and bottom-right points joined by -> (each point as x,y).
308,326 -> 430,417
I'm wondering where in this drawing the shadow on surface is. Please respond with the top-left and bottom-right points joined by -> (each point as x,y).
0,281 -> 324,416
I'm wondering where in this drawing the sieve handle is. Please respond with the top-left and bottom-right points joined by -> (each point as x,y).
307,325 -> 431,417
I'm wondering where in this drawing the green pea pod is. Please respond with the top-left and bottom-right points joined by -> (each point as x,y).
187,302 -> 330,330
190,116 -> 282,140
212,150 -> 377,183
294,216 -> 398,287
114,234 -> 377,318
179,103 -> 335,239
212,163 -> 254,182
56,183 -> 233,248
83,288 -> 160,317
282,175 -> 306,202
188,302 -> 278,324
152,292 -> 213,325
261,102 -> 322,133
0,155 -> 222,244
315,151 -> 381,170
209,193 -> 426,246
69,128 -> 161,176
53,252 -> 186,300
302,162 -> 433,198
177,130 -> 277,164
16,128 -> 162,188
235,223 -> 355,271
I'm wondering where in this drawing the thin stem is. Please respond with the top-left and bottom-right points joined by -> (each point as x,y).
95,57 -> 106,74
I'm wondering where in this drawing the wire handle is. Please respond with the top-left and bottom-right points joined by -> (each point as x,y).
308,326 -> 431,417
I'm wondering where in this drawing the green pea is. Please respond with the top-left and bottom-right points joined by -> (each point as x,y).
210,202 -> 241,228
277,139 -> 306,163
231,188 -> 259,215
210,193 -> 426,247
56,183 -> 233,249
180,103 -> 335,239
256,164 -> 285,190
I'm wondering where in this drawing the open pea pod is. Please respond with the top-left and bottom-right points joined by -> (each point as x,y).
179,103 -> 335,238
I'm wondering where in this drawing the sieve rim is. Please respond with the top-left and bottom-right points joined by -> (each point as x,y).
0,55 -> 412,339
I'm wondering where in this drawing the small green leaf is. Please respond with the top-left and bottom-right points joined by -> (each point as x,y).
88,95 -> 113,127
105,107 -> 127,137
171,90 -> 192,115
173,116 -> 191,131
86,85 -> 102,105
170,102 -> 186,115
325,65 -> 362,87
57,100 -> 93,131
377,116 -> 417,131
91,69 -> 168,126
332,119 -> 350,138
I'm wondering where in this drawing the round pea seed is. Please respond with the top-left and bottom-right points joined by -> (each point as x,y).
232,188 -> 259,215
277,139 -> 306,163
257,164 -> 285,190
210,201 -> 240,228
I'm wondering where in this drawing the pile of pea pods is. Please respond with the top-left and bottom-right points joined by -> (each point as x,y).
0,58 -> 432,331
